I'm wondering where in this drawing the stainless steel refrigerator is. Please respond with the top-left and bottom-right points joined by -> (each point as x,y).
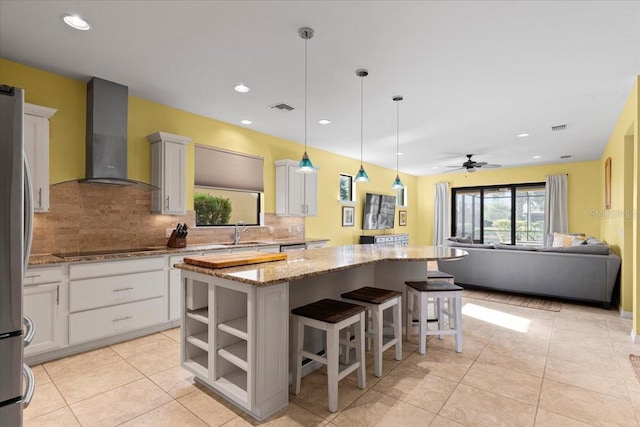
1,84 -> 35,426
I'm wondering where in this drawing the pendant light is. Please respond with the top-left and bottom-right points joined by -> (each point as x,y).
296,27 -> 316,173
391,95 -> 405,189
354,69 -> 370,182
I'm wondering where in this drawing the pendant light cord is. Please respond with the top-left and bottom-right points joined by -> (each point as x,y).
360,75 -> 364,165
304,36 -> 308,153
396,99 -> 400,174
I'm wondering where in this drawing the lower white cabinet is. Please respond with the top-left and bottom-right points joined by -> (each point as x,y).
68,256 -> 166,345
24,266 -> 66,356
69,298 -> 164,344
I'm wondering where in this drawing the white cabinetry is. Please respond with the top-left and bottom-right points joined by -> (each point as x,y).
274,159 -> 317,216
181,272 -> 289,420
359,234 -> 409,246
23,266 -> 66,356
24,103 -> 57,212
68,257 -> 165,344
148,131 -> 192,214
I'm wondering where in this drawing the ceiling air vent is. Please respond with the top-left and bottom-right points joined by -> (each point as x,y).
551,124 -> 567,131
269,102 -> 295,111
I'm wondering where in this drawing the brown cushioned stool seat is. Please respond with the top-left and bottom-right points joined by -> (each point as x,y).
291,298 -> 366,412
341,287 -> 403,377
405,280 -> 463,354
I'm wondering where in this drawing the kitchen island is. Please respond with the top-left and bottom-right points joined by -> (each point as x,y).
176,245 -> 467,421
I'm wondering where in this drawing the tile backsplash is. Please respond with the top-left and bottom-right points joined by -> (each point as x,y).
31,182 -> 304,254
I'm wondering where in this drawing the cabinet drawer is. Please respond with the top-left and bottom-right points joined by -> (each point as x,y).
70,270 -> 164,312
69,297 -> 164,344
70,257 -> 164,280
24,266 -> 63,285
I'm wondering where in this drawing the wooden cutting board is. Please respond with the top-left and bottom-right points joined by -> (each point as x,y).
184,251 -> 287,269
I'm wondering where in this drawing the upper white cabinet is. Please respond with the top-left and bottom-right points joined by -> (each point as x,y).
147,131 -> 192,214
274,159 -> 318,217
24,103 -> 57,212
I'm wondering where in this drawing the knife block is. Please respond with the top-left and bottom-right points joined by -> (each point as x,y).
167,230 -> 187,248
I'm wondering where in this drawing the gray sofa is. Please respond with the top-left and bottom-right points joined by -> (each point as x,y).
439,237 -> 621,307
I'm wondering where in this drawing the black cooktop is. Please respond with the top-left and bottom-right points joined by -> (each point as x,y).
52,247 -> 156,258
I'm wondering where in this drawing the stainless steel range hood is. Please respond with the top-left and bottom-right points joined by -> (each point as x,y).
78,77 -> 156,191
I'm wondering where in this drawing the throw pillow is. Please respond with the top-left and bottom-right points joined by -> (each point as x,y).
571,235 -> 587,246
552,233 -> 586,247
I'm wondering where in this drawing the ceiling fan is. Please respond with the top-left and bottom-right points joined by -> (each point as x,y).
446,154 -> 501,173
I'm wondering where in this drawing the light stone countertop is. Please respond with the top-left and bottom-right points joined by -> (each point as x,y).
176,245 -> 468,286
27,238 -> 329,266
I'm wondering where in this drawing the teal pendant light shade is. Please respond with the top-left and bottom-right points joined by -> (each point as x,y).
297,151 -> 315,172
391,95 -> 405,189
354,69 -> 370,182
355,165 -> 370,182
391,174 -> 404,189
296,27 -> 317,174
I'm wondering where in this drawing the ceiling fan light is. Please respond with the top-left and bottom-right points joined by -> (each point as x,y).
391,175 -> 404,189
354,165 -> 370,182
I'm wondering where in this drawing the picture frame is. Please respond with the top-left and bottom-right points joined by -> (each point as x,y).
342,206 -> 355,227
605,157 -> 611,210
399,210 -> 407,226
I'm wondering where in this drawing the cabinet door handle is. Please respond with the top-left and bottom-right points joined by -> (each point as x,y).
38,188 -> 42,208
56,285 -> 60,305
112,316 -> 133,322
166,196 -> 170,209
113,287 -> 134,292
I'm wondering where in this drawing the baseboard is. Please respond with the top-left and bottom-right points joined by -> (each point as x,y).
25,320 -> 180,365
631,330 -> 640,344
620,308 -> 633,319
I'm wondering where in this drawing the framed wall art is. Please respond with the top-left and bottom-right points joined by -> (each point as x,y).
342,206 -> 355,227
605,157 -> 611,210
399,210 -> 407,226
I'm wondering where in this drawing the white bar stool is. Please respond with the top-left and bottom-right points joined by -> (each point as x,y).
405,281 -> 463,354
291,298 -> 366,413
340,287 -> 402,377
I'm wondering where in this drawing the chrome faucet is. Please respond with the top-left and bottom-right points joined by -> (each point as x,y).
233,221 -> 248,245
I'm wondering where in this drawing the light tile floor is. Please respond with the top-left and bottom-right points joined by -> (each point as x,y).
24,297 -> 640,427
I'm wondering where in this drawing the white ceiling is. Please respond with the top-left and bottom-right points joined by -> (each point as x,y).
1,1 -> 639,176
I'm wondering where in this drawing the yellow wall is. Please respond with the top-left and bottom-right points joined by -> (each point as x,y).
0,59 -> 416,246
416,161 -> 602,245
599,77 -> 639,317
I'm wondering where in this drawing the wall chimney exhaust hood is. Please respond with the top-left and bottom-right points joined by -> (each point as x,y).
77,77 -> 157,191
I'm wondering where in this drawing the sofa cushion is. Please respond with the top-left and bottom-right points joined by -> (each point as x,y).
493,243 -> 537,251
537,245 -> 609,255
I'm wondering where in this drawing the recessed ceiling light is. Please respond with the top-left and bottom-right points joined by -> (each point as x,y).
432,166 -> 439,170
62,14 -> 91,31
240,119 -> 252,125
532,155 -> 541,159
396,152 -> 404,156
517,133 -> 529,138
234,84 -> 250,93
318,119 -> 331,125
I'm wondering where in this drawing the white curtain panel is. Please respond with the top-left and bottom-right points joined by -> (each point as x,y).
544,174 -> 568,236
433,182 -> 450,245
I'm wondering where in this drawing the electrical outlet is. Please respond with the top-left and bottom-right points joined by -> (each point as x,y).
166,227 -> 174,238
